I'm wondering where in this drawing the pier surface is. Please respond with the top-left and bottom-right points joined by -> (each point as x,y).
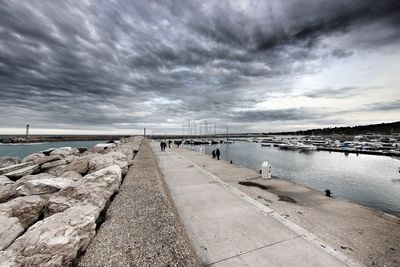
165,145 -> 400,267
150,142 -> 365,266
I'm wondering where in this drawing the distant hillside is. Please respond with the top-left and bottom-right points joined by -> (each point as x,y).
273,121 -> 400,136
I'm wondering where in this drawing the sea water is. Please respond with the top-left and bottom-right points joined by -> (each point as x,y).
199,142 -> 400,217
0,140 -> 103,159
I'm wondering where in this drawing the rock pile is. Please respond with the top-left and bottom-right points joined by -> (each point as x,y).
0,137 -> 142,266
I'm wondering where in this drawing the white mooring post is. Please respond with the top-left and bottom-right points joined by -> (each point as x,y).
261,161 -> 272,179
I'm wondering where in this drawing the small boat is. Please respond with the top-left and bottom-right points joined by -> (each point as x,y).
261,143 -> 273,147
298,144 -> 317,152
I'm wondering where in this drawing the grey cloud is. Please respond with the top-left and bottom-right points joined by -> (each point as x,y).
229,108 -> 324,123
363,100 -> 400,112
302,87 -> 378,99
0,0 -> 399,132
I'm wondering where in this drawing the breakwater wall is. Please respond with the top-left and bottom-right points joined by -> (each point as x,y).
0,137 -> 142,266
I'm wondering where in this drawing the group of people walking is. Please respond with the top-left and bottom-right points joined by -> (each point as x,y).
212,148 -> 220,160
160,141 -> 167,151
160,140 -> 173,151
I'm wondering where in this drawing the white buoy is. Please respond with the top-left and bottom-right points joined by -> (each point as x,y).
261,161 -> 272,179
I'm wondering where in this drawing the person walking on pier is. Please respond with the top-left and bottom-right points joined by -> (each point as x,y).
212,149 -> 216,159
216,148 -> 220,160
160,141 -> 166,151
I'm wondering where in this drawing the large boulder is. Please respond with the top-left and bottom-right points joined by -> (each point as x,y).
92,143 -> 116,153
46,165 -> 122,216
50,147 -> 79,157
4,164 -> 40,180
0,196 -> 45,228
0,184 -> 16,203
40,159 -> 67,170
0,175 -> 13,186
16,178 -> 76,196
33,155 -> 62,165
22,153 -> 45,163
64,155 -> 79,164
88,151 -> 128,175
0,251 -> 20,267
0,157 -> 21,168
60,171 -> 82,180
6,205 -> 98,267
0,213 -> 24,250
46,158 -> 89,177
18,173 -> 56,183
0,162 -> 35,176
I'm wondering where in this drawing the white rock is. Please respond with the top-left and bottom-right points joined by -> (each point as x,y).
0,157 -> 21,168
88,151 -> 128,175
0,175 -> 14,186
0,195 -> 45,228
91,143 -> 116,153
4,164 -> 39,180
40,159 -> 67,170
60,170 -> 82,180
0,212 -> 24,250
16,178 -> 76,196
0,184 -> 16,203
22,153 -> 45,163
64,155 -> 79,164
0,162 -> 35,176
45,158 -> 88,177
47,165 -> 122,216
50,147 -> 79,157
0,251 -> 20,267
6,205 -> 97,267
19,173 -> 56,183
33,155 -> 62,165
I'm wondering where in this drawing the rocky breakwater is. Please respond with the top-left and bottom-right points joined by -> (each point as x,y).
0,137 -> 142,266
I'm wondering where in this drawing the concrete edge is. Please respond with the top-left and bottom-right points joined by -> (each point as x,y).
171,149 -> 365,267
148,140 -> 203,266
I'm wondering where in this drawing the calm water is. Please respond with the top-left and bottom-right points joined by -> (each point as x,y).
0,141 -> 103,159
198,142 -> 400,217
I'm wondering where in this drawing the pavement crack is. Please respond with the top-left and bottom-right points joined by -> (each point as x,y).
206,235 -> 300,266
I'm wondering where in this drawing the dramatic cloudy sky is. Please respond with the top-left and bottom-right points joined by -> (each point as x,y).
0,0 -> 399,134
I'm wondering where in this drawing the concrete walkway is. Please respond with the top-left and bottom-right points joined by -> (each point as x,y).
151,142 -> 362,266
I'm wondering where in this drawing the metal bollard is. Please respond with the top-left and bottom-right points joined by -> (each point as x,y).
325,189 -> 331,197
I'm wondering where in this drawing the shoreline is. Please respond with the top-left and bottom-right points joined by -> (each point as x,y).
173,146 -> 400,266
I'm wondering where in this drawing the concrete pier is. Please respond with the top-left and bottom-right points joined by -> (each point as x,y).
165,145 -> 400,267
150,142 -> 365,266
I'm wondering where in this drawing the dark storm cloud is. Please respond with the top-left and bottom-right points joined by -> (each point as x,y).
0,0 -> 399,132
